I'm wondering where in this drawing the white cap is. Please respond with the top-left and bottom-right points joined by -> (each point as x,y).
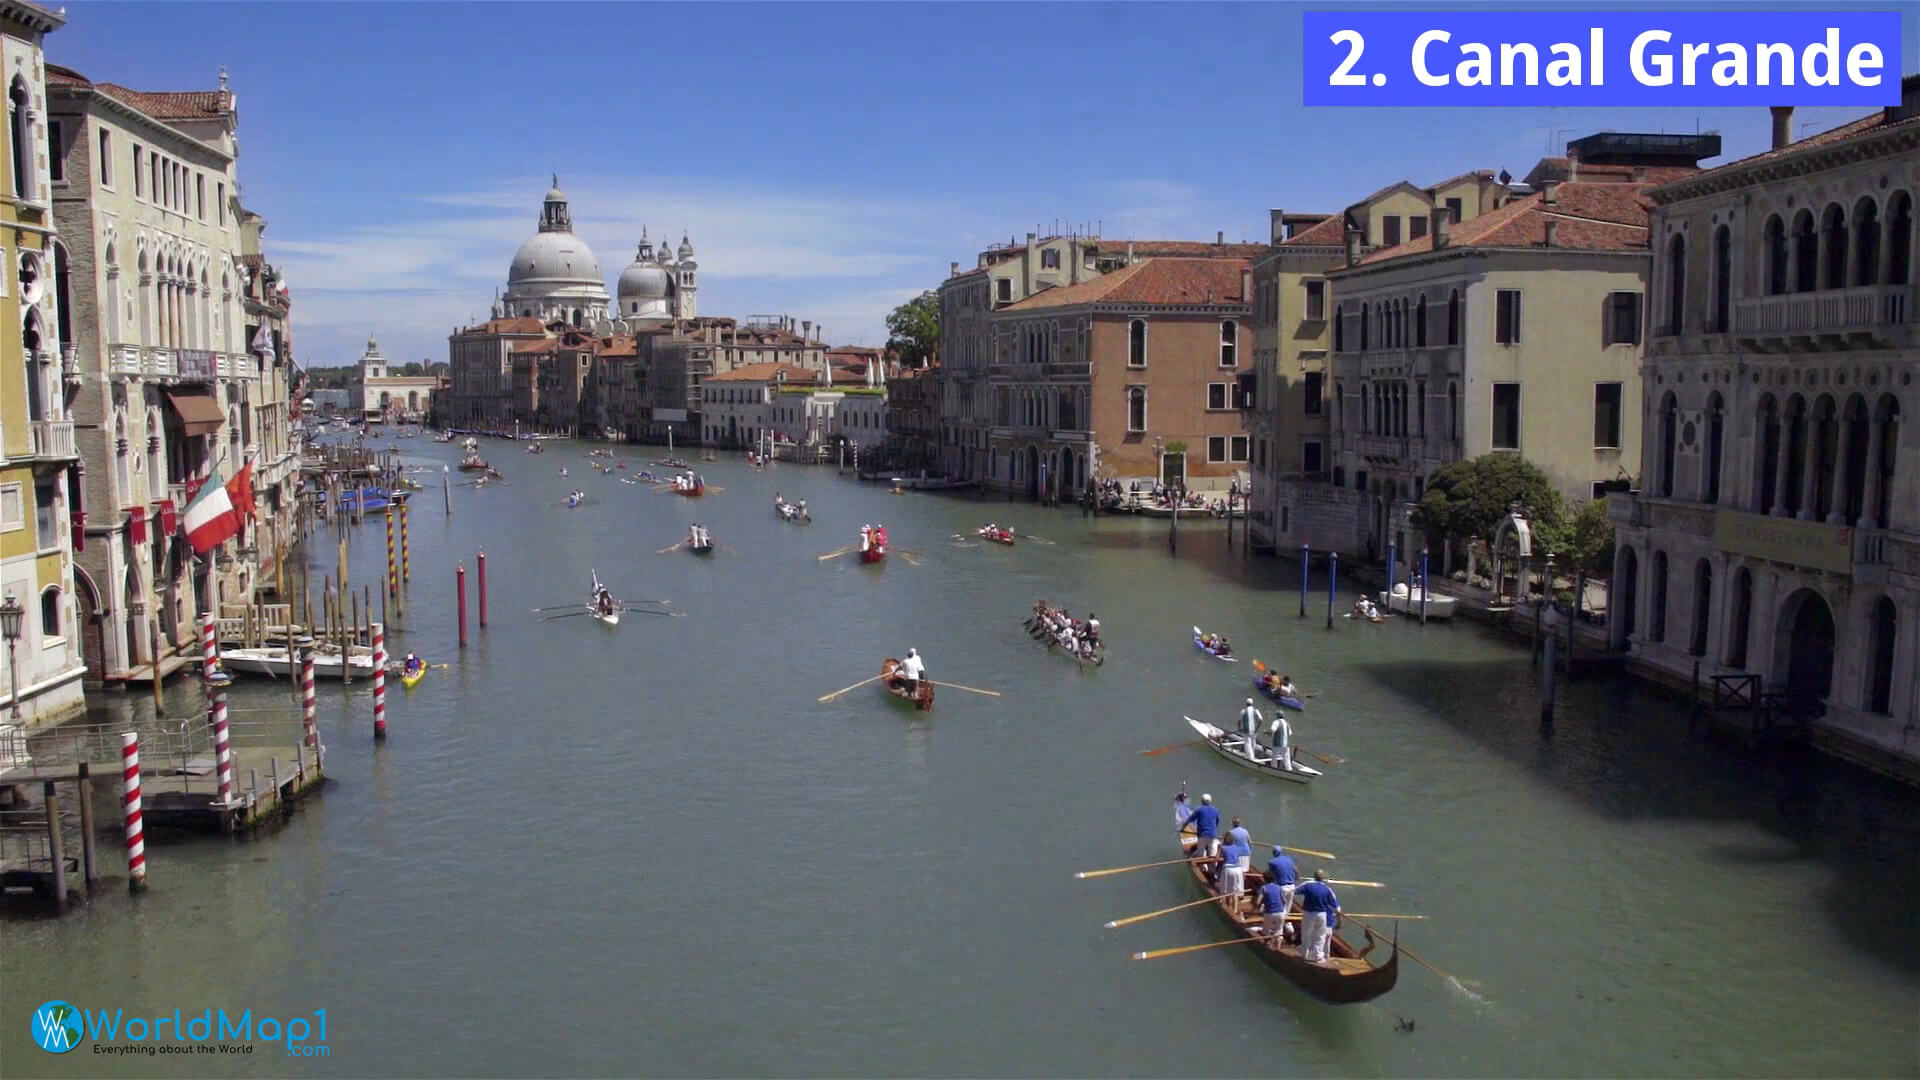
1200,793 -> 1212,804
1246,698 -> 1255,705
908,648 -> 917,656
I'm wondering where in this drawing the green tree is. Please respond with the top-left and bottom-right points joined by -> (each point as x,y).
1412,453 -> 1567,548
885,291 -> 940,369
1558,497 -> 1617,577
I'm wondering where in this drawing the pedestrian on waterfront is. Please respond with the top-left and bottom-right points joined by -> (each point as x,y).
1239,698 -> 1263,755
1187,793 -> 1221,857
1264,847 -> 1299,941
1296,869 -> 1341,964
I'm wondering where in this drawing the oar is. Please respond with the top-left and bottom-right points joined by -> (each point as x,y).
1249,659 -> 1316,696
1256,842 -> 1336,860
531,604 -> 587,612
818,547 -> 854,561
1301,747 -> 1345,766
657,542 -> 684,554
1075,856 -> 1205,880
1104,892 -> 1231,929
1138,738 -> 1206,756
818,673 -> 883,702
927,679 -> 999,697
543,611 -> 591,621
1324,879 -> 1386,888
625,608 -> 686,617
1131,914 -> 1429,962
899,553 -> 923,567
1345,915 -> 1474,987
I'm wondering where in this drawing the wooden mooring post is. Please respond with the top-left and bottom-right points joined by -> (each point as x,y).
43,780 -> 66,913
76,763 -> 97,888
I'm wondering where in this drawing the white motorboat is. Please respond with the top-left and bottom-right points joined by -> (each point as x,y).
220,645 -> 378,680
1379,582 -> 1457,620
1184,716 -> 1321,784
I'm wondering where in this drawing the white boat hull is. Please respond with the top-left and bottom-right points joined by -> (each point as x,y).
1184,717 -> 1320,784
220,646 -> 376,680
1379,589 -> 1457,620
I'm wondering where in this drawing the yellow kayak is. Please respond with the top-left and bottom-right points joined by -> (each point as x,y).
401,663 -> 426,689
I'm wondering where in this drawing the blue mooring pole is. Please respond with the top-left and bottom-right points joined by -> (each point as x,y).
1299,543 -> 1310,618
1327,551 -> 1339,629
1419,548 -> 1431,626
1387,540 -> 1398,604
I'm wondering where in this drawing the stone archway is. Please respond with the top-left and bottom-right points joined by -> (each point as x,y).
74,566 -> 105,682
1777,588 -> 1835,721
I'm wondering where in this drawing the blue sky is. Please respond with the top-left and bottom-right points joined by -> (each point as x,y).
53,2 -> 1912,370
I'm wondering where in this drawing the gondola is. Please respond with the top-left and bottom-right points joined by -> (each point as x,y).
688,534 -> 714,555
879,658 -> 933,710
1175,828 -> 1396,1004
1252,677 -> 1308,711
1183,716 -> 1320,784
1192,626 -> 1238,662
976,526 -> 1016,545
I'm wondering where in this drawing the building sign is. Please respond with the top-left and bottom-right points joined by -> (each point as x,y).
176,350 -> 216,379
1714,509 -> 1853,574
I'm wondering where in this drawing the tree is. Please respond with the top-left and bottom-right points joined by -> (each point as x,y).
885,291 -> 940,369
1559,497 -> 1616,577
1411,453 -> 1567,548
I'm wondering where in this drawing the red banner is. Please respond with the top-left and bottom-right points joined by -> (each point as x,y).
128,506 -> 145,545
156,499 -> 177,537
70,510 -> 85,553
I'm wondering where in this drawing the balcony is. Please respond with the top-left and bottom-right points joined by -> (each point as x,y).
1351,433 -> 1411,462
1043,362 -> 1092,379
27,420 -> 77,461
1734,284 -> 1911,344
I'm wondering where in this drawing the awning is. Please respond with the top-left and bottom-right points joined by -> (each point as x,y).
166,391 -> 226,436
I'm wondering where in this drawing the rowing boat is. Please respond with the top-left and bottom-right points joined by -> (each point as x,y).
1176,830 -> 1396,1003
880,658 -> 933,710
1184,716 -> 1320,784
589,571 -> 621,626
976,527 -> 1015,545
1192,626 -> 1238,662
1252,677 -> 1308,711
219,645 -> 377,681
1025,618 -> 1104,666
688,536 -> 714,555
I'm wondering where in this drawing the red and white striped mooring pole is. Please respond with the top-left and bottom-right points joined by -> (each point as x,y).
200,611 -> 219,705
371,621 -> 387,741
208,670 -> 234,806
298,636 -> 317,750
121,731 -> 146,893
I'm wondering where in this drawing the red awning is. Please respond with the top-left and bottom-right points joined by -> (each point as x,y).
165,391 -> 225,436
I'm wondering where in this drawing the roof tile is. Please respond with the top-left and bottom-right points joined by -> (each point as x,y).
705,362 -> 820,383
1003,257 -> 1250,310
1353,181 -> 1656,264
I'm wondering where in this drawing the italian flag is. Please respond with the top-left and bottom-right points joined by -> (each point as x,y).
182,466 -> 242,554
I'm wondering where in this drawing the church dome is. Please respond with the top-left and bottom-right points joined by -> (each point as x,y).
508,231 -> 604,287
617,242 -> 672,300
677,234 -> 694,261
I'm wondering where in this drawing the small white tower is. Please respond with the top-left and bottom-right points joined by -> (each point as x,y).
675,232 -> 697,319
361,333 -> 387,379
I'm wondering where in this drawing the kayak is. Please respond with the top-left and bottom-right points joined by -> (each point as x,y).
1253,677 -> 1306,711
401,664 -> 426,689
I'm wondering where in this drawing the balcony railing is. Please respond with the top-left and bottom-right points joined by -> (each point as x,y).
1733,284 -> 1910,338
1350,433 -> 1411,461
27,419 -> 76,461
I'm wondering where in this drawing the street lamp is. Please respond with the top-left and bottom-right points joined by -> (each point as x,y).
0,595 -> 22,719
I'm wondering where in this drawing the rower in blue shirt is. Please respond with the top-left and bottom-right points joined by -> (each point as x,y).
1295,869 -> 1341,964
1256,878 -> 1290,950
1263,848 -> 1299,944
1227,817 -> 1252,860
1186,793 -> 1221,858
1217,835 -> 1251,914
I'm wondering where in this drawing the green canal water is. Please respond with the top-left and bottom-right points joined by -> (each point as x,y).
4,440 -> 1916,1077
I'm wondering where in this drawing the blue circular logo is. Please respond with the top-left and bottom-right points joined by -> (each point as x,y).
32,1000 -> 83,1054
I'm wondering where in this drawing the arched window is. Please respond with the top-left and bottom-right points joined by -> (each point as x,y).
1704,392 -> 1725,504
1821,204 -> 1848,289
1756,394 -> 1781,514
1360,383 -> 1372,433
1865,596 -> 1898,714
1873,394 -> 1900,529
1446,290 -> 1460,345
1841,395 -> 1870,523
1666,234 -> 1686,335
1415,295 -> 1428,347
1782,395 -> 1809,516
1726,567 -> 1753,668
1690,559 -> 1712,657
1649,551 -> 1669,644
8,78 -> 29,198
1887,192 -> 1913,285
1792,211 -> 1818,292
1333,381 -> 1343,432
1658,392 -> 1678,497
40,586 -> 61,641
1359,303 -> 1370,350
1853,197 -> 1881,286
1332,305 -> 1345,352
1447,382 -> 1459,440
21,308 -> 45,422
1128,319 -> 1147,367
1711,226 -> 1732,332
1810,395 -> 1838,519
1764,214 -> 1788,295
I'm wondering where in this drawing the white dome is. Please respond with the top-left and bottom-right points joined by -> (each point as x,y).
508,231 -> 604,287
617,239 -> 673,300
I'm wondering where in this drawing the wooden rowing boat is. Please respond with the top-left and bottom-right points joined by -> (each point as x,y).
976,527 -> 1016,545
1177,830 -> 1396,1003
879,658 -> 933,710
1184,717 -> 1320,784
1192,626 -> 1238,662
1025,618 -> 1103,666
689,537 -> 714,555
1252,677 -> 1308,711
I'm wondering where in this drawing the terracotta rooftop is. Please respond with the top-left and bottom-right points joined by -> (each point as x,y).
1280,214 -> 1349,247
1003,257 -> 1250,310
1352,181 -> 1655,265
979,237 -> 1264,260
706,362 -> 820,383
461,316 -> 550,336
47,64 -> 233,121
598,336 -> 638,358
1658,81 -> 1920,189
1425,170 -> 1496,192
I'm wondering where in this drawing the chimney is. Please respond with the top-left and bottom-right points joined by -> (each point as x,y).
1770,106 -> 1794,149
1126,240 -> 1134,264
1566,145 -> 1579,181
1269,208 -> 1286,245
1345,227 -> 1362,267
1216,230 -> 1225,245
802,320 -> 811,340
1544,220 -> 1559,248
1431,208 -> 1450,250
950,260 -> 959,277
1541,181 -> 1558,205
1241,267 -> 1253,304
